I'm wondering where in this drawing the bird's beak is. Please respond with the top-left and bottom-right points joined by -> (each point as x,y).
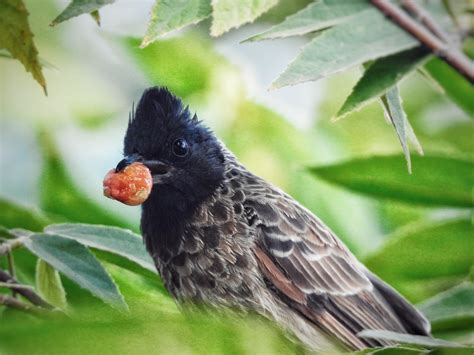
116,154 -> 171,183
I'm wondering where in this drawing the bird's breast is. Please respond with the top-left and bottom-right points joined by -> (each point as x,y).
154,202 -> 262,308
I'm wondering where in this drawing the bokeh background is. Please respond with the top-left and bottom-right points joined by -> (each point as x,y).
0,0 -> 472,354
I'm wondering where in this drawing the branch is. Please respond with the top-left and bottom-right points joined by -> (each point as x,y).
401,0 -> 451,43
0,294 -> 35,313
0,236 -> 27,257
0,282 -> 34,290
371,0 -> 474,84
0,294 -> 49,316
7,251 -> 17,298
0,269 -> 53,309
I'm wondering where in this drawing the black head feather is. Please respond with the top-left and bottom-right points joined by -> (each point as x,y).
124,87 -> 225,261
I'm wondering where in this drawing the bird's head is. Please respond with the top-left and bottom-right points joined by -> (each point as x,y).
117,87 -> 225,214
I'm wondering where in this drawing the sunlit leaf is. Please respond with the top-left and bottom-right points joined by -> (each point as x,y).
89,10 -> 100,26
51,0 -> 115,26
424,57 -> 474,118
0,0 -> 46,93
380,87 -> 423,173
37,130 -> 136,231
45,224 -> 155,273
35,259 -> 67,309
0,306 -> 304,354
0,198 -> 50,231
309,154 -> 473,207
419,282 -> 474,329
354,345 -> 426,354
271,9 -> 417,89
358,330 -> 464,348
364,219 -> 474,302
246,0 -> 369,42
211,0 -> 278,37
141,0 -> 211,48
336,48 -> 429,120
25,233 -> 127,309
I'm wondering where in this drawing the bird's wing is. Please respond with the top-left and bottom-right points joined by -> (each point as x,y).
243,181 -> 430,349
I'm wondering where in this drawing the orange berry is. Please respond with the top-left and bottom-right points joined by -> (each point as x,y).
103,162 -> 153,206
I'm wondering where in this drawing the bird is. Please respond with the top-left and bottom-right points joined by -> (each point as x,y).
116,86 -> 431,352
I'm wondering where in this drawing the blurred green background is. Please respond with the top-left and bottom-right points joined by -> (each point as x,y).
0,0 -> 472,354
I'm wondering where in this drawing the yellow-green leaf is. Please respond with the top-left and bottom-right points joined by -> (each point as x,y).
89,10 -> 101,26
309,154 -> 473,207
424,57 -> 474,118
26,233 -> 127,309
141,0 -> 211,48
211,0 -> 278,37
35,259 -> 67,309
271,9 -> 417,89
364,219 -> 474,302
418,282 -> 474,330
380,87 -> 423,174
0,0 -> 46,93
51,0 -> 115,26
245,0 -> 369,42
336,48 -> 429,120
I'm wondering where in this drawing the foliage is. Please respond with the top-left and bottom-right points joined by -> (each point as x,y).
51,0 -> 115,26
0,0 -> 473,354
3,0 -> 472,168
0,0 -> 45,92
308,154 -> 473,207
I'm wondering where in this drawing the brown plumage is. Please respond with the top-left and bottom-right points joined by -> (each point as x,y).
119,87 -> 431,352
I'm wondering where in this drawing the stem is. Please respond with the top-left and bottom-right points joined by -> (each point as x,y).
0,282 -> 34,290
0,269 -> 53,309
371,0 -> 474,83
0,236 -> 27,257
7,251 -> 17,298
0,294 -> 47,315
401,0 -> 451,43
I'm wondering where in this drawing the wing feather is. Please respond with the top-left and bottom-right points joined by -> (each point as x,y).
243,179 -> 430,349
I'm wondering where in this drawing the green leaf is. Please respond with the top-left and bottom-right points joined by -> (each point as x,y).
0,198 -> 50,231
0,306 -> 304,354
336,48 -> 429,120
245,0 -> 369,42
89,10 -> 100,26
309,154 -> 473,207
37,130 -> 136,230
358,330 -> 464,348
25,233 -> 127,309
424,57 -> 474,118
35,259 -> 67,309
141,0 -> 211,48
364,219 -> 474,302
211,0 -> 278,37
51,0 -> 115,26
271,9 -> 418,89
380,86 -> 423,173
44,224 -> 155,273
0,0 -> 46,93
419,282 -> 474,329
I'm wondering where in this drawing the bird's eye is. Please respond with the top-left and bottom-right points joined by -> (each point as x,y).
172,138 -> 189,157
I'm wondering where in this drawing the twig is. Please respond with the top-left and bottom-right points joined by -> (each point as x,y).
0,269 -> 53,309
0,294 -> 47,315
0,282 -> 34,290
0,236 -> 27,257
401,0 -> 451,43
7,251 -> 17,298
371,0 -> 474,83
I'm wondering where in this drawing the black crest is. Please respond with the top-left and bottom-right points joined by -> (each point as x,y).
128,87 -> 226,261
124,87 -> 200,158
